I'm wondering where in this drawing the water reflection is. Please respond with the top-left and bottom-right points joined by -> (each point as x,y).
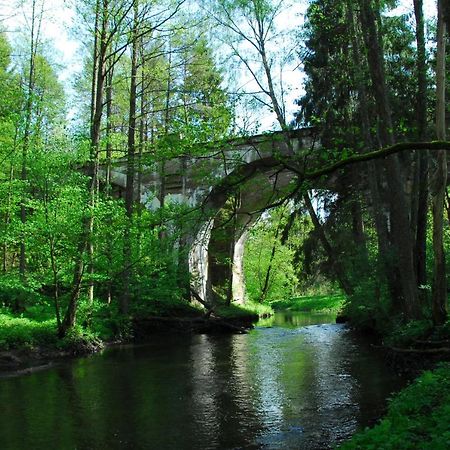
0,313 -> 405,450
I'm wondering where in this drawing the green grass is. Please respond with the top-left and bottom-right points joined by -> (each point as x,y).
339,363 -> 450,449
214,300 -> 273,320
270,294 -> 345,313
0,308 -> 105,353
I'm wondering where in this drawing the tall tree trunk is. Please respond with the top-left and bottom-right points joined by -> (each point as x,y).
122,0 -> 139,315
413,0 -> 429,292
431,0 -> 448,325
358,0 -> 420,319
61,0 -> 108,336
104,55 -> 114,304
347,0 -> 397,299
18,0 -> 42,311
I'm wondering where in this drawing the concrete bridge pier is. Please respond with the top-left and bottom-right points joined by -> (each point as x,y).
188,215 -> 250,308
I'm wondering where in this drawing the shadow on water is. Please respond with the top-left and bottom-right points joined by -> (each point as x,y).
0,311 -> 406,449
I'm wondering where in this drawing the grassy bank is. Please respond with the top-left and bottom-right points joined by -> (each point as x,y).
214,300 -> 273,320
0,297 -> 268,355
270,294 -> 345,313
339,363 -> 450,449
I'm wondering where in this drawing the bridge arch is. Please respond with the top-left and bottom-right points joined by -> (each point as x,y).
103,129 -> 325,306
189,155 -> 297,306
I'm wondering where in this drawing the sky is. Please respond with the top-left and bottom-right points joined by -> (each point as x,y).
0,0 -> 439,132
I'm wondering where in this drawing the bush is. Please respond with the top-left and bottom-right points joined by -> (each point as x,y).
57,324 -> 103,354
385,319 -> 434,347
340,278 -> 392,332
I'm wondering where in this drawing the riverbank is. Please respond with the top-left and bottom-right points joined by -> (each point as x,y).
0,311 -> 407,449
339,362 -> 450,449
0,299 -> 270,373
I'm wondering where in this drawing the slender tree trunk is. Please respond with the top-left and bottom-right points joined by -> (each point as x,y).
122,0 -> 139,315
160,46 -> 172,214
104,57 -> 114,304
260,211 -> 285,302
413,0 -> 429,292
431,0 -> 448,325
347,0 -> 397,298
19,0 -> 41,310
3,162 -> 14,274
61,0 -> 108,336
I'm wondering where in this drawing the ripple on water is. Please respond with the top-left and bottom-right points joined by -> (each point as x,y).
0,313 -> 406,450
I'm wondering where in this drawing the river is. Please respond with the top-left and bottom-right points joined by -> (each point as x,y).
0,312 -> 405,449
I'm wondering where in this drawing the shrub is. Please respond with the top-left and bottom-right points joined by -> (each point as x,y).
0,312 -> 57,350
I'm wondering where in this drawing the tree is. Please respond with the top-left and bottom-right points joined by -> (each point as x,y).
431,0 -> 447,325
19,0 -> 44,306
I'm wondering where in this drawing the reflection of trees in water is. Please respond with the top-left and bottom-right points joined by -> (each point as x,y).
263,311 -> 337,327
188,334 -> 265,449
0,322 -> 405,450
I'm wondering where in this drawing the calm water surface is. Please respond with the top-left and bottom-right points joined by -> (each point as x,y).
0,312 -> 405,449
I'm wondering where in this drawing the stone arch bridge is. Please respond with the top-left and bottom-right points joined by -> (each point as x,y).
103,128 -> 334,305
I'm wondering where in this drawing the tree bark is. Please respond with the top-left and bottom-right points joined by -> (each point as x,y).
413,0 -> 429,292
61,0 -> 108,336
18,0 -> 42,311
358,0 -> 420,319
431,0 -> 448,325
347,0 -> 396,297
122,0 -> 139,315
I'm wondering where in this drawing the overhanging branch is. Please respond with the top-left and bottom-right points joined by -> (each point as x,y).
304,141 -> 450,180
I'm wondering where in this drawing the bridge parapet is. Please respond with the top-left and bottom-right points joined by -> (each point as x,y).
102,128 -> 319,210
